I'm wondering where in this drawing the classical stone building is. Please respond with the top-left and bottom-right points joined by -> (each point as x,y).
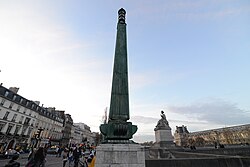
70,123 -> 96,146
61,114 -> 73,147
45,107 -> 65,146
174,125 -> 189,147
174,124 -> 250,147
0,86 -> 37,153
0,84 -> 97,152
0,85 -> 66,152
70,124 -> 83,145
74,123 -> 96,144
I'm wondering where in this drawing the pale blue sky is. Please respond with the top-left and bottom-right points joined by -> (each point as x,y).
0,0 -> 250,142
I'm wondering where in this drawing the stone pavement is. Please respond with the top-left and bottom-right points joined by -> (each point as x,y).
0,154 -> 68,167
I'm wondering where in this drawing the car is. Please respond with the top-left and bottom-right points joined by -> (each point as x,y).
46,147 -> 57,154
4,149 -> 20,159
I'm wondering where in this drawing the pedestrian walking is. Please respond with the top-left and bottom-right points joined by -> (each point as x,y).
88,155 -> 96,167
62,148 -> 69,167
68,148 -> 74,167
73,147 -> 81,167
56,146 -> 60,157
59,147 -> 63,157
33,147 -> 46,167
79,153 -> 88,167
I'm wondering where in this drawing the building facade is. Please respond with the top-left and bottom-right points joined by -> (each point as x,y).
0,85 -> 66,152
45,108 -> 64,146
174,124 -> 250,147
61,114 -> 73,147
70,123 -> 97,146
74,123 -> 96,144
70,124 -> 83,145
174,125 -> 189,146
0,84 -> 97,153
0,86 -> 37,153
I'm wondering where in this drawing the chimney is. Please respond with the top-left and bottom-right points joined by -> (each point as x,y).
9,87 -> 19,93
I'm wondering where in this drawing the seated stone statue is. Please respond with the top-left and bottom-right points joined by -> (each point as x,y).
161,110 -> 167,121
155,111 -> 170,129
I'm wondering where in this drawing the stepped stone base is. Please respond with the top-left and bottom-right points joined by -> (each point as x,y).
155,129 -> 174,143
95,144 -> 145,167
154,129 -> 175,148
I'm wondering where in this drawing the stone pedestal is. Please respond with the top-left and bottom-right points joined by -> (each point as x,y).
95,144 -> 145,167
155,129 -> 173,143
154,128 -> 175,147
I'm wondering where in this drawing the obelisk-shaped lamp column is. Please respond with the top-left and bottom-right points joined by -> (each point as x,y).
100,8 -> 137,143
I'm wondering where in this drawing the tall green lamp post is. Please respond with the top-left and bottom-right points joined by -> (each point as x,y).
100,8 -> 137,143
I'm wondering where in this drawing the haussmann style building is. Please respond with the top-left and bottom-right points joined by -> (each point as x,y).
0,84 -> 97,153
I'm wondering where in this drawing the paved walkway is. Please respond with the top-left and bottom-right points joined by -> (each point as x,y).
0,154 -> 64,167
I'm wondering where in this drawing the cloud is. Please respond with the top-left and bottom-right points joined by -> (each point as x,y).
131,116 -> 158,124
130,99 -> 250,142
0,2 -> 112,131
167,98 -> 250,125
133,134 -> 155,143
131,115 -> 207,125
130,115 -> 212,133
130,115 -> 211,142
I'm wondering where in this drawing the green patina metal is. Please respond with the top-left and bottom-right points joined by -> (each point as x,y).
100,8 -> 137,143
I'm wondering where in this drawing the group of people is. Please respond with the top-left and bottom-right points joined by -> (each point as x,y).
59,146 -> 96,167
4,146 -> 46,167
4,145 -> 96,167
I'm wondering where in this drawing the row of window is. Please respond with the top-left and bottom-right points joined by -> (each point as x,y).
0,120 -> 62,140
3,91 -> 38,110
1,91 -> 61,122
1,98 -> 36,118
1,87 -> 68,140
1,108 -> 63,134
1,110 -> 33,126
0,121 -> 31,136
0,97 -> 64,130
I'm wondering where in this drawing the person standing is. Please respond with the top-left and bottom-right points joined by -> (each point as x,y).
33,147 -> 46,167
62,148 -> 69,167
68,148 -> 74,167
58,147 -> 63,157
28,148 -> 35,161
73,147 -> 81,167
56,146 -> 60,157
88,155 -> 96,167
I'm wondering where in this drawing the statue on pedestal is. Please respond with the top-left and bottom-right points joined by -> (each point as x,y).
155,111 -> 171,131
